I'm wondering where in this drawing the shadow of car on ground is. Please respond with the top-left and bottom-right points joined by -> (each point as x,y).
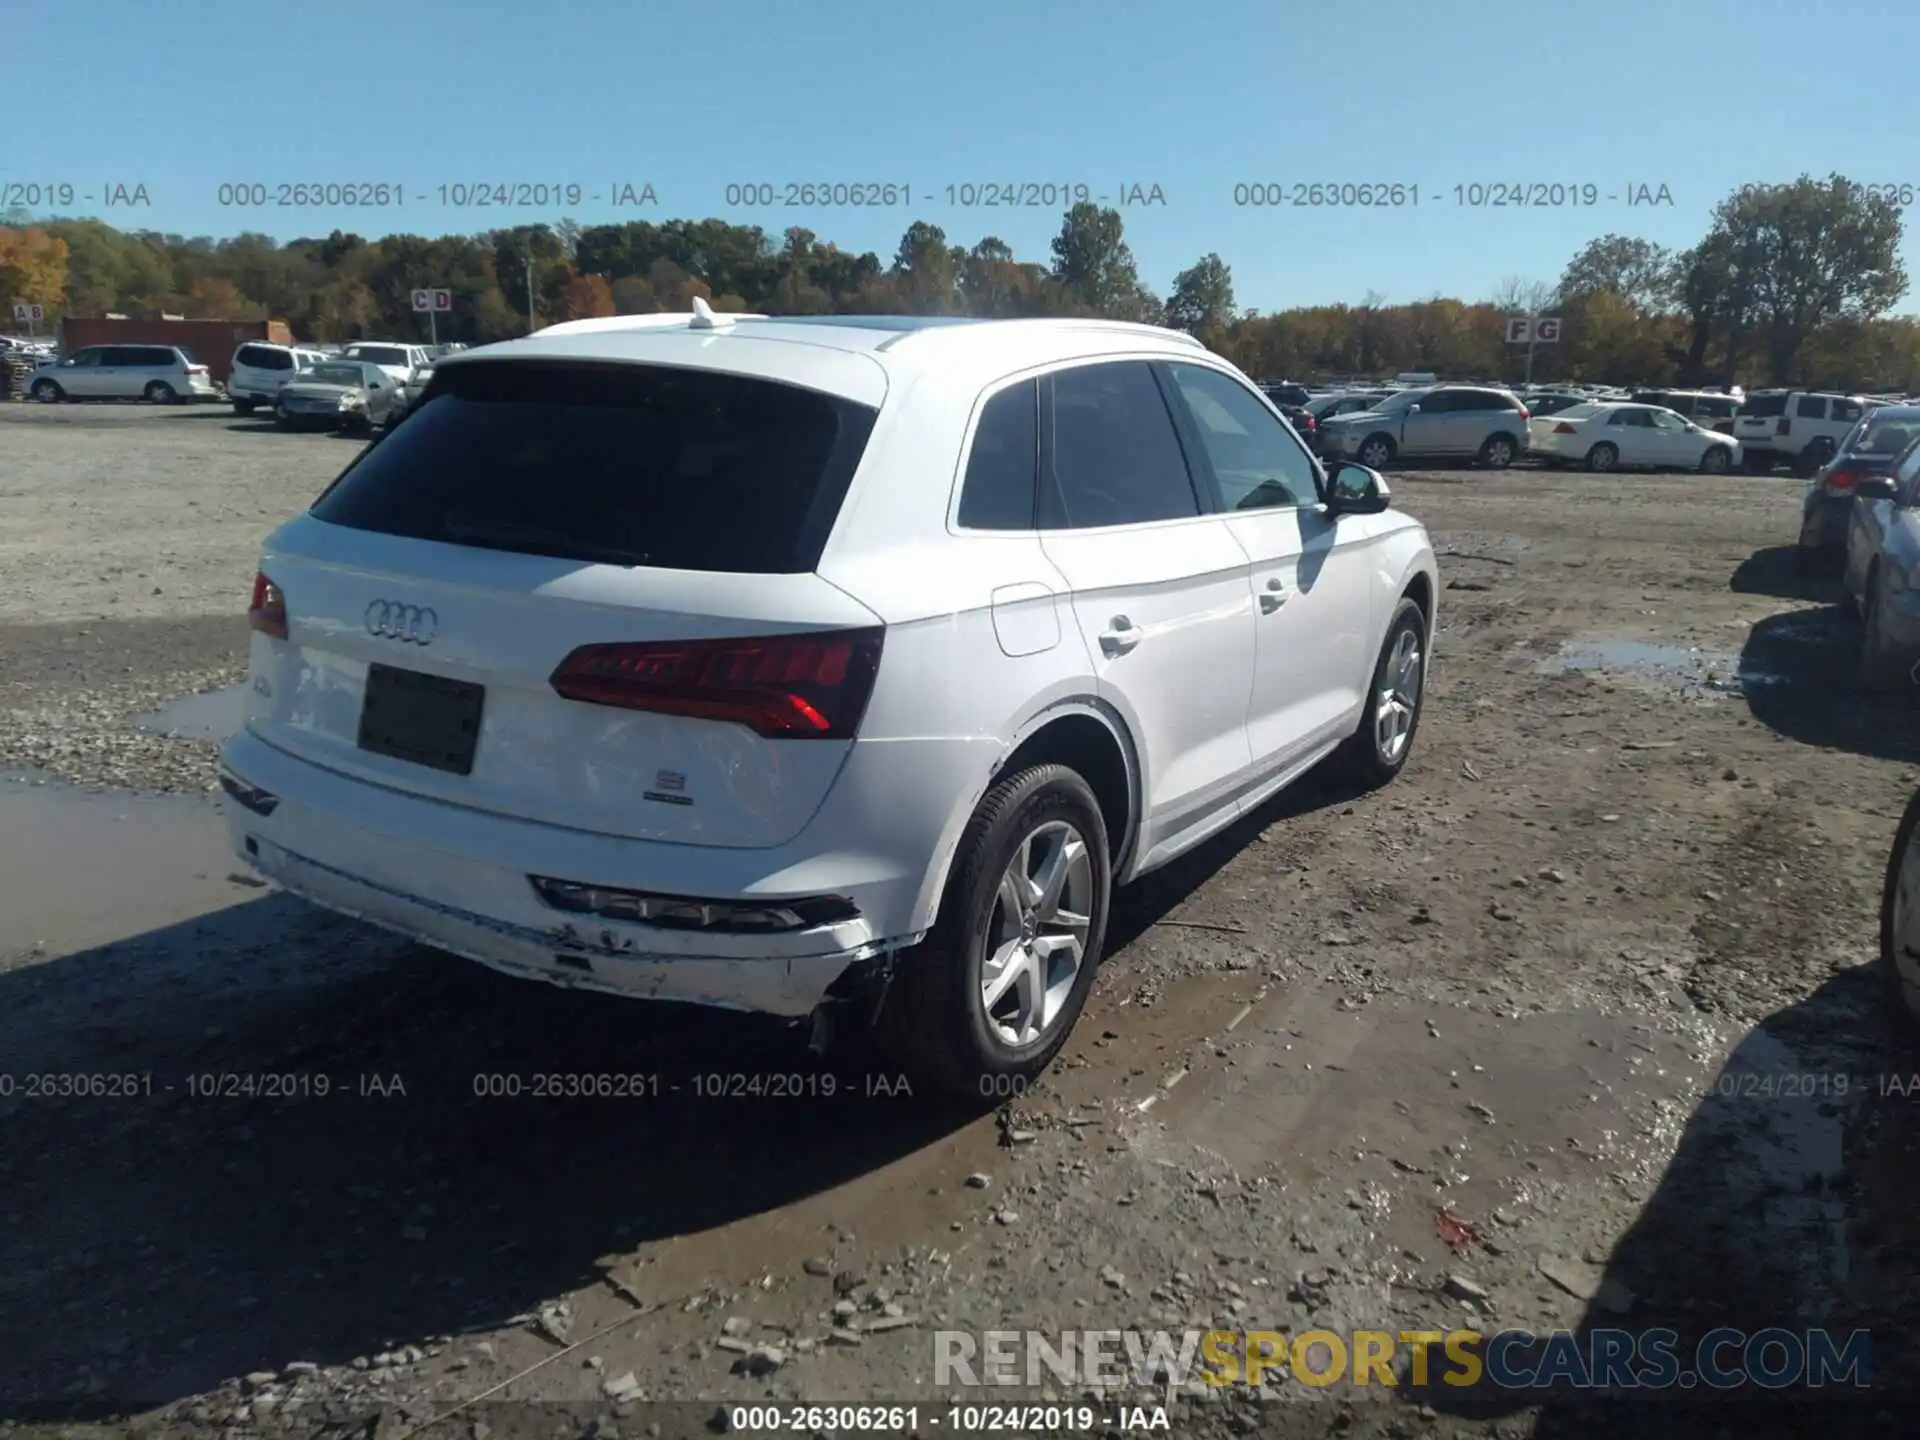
1404,964 -> 1918,1436
0,751 -> 1378,1418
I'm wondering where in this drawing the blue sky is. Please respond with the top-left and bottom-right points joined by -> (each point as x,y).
8,0 -> 1917,313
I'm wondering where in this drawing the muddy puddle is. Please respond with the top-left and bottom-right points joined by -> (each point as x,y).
1546,638 -> 1789,694
135,682 -> 248,741
0,773 -> 247,963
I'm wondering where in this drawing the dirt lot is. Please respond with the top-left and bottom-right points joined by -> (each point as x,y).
3,404 -> 1919,1439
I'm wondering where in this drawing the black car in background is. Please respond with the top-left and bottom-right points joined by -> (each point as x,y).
1796,405 -> 1920,571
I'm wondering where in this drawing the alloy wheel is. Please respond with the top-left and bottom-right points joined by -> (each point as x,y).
979,820 -> 1094,1049
1374,626 -> 1424,763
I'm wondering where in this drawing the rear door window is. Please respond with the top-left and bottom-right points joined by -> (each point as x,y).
1795,395 -> 1828,419
1833,398 -> 1864,423
1040,362 -> 1201,529
956,380 -> 1039,530
310,361 -> 878,574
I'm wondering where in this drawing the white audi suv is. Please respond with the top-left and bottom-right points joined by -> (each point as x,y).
219,303 -> 1439,1095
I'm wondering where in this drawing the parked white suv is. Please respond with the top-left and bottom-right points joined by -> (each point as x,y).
219,307 -> 1439,1094
341,341 -> 432,384
1732,390 -> 1869,475
28,344 -> 218,404
229,342 -> 328,414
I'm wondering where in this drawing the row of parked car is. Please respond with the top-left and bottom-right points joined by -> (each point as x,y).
18,338 -> 463,433
1255,376 -> 1919,479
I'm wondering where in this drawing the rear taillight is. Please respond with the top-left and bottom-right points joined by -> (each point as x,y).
1553,421 -> 1577,435
1776,417 -> 1791,435
248,571 -> 287,640
1517,407 -> 1531,420
1824,468 -> 1860,495
549,628 -> 884,740
187,364 -> 209,375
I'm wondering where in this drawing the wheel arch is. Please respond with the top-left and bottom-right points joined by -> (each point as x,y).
907,697 -> 1143,933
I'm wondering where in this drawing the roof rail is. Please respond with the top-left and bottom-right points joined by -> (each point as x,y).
876,316 -> 1207,353
527,310 -> 768,339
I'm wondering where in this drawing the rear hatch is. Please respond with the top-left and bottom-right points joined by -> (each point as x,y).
1734,391 -> 1788,443
246,357 -> 885,849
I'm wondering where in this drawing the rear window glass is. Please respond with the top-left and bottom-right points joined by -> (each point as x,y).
1849,417 -> 1920,456
348,346 -> 411,366
1743,392 -> 1788,418
310,361 -> 878,574
238,346 -> 291,369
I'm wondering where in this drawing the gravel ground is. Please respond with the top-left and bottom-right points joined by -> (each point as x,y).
3,407 -> 1920,1439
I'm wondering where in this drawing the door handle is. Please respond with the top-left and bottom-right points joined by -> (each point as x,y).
1259,578 -> 1292,614
1099,618 -> 1142,656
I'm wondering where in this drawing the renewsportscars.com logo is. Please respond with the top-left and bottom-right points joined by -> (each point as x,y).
934,1327 -> 1873,1393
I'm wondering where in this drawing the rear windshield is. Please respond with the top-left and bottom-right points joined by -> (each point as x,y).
310,361 -> 878,574
1847,416 -> 1920,456
1742,392 -> 1788,418
348,346 -> 412,366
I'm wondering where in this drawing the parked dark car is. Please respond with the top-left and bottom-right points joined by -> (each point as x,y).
1880,784 -> 1920,1026
1260,381 -> 1312,409
1796,404 -> 1920,571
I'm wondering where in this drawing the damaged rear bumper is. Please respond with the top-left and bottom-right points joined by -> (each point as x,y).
218,731 -> 926,1018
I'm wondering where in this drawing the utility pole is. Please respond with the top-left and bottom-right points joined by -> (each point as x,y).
527,261 -> 536,334
1524,308 -> 1540,386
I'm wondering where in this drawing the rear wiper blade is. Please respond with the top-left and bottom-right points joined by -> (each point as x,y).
442,518 -> 648,567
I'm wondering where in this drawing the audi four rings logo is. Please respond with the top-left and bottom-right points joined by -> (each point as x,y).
365,600 -> 438,644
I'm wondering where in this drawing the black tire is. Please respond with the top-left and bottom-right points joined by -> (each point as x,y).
1338,595 -> 1429,788
1585,442 -> 1618,473
1796,441 -> 1836,479
1859,569 -> 1911,691
1881,786 -> 1920,1033
144,381 -> 177,405
1791,545 -> 1829,575
275,411 -> 292,431
1699,446 -> 1731,475
1357,435 -> 1395,469
233,399 -> 256,416
1742,453 -> 1773,475
30,379 -> 63,403
1477,433 -> 1517,469
874,763 -> 1111,1098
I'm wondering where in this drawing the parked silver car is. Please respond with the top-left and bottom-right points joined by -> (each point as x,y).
1315,384 -> 1531,469
1842,432 -> 1920,689
274,360 -> 402,433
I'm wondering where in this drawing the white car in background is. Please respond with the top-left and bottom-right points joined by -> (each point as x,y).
1530,401 -> 1741,473
341,341 -> 433,385
229,342 -> 329,414
219,304 -> 1439,1096
28,344 -> 219,404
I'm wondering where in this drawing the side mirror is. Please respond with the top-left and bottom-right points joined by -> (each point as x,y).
1405,403 -> 1421,415
1325,461 -> 1391,516
1856,475 -> 1897,501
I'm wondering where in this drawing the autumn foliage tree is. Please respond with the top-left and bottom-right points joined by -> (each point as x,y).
0,225 -> 69,315
559,272 -> 615,321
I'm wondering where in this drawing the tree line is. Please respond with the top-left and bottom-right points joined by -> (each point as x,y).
0,174 -> 1912,390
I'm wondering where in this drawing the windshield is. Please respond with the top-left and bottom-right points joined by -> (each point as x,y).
1556,403 -> 1605,421
1368,390 -> 1423,413
305,364 -> 366,386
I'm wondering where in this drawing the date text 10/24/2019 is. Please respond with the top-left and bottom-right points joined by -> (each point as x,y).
211,183 -> 659,209
1230,182 -> 1676,208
